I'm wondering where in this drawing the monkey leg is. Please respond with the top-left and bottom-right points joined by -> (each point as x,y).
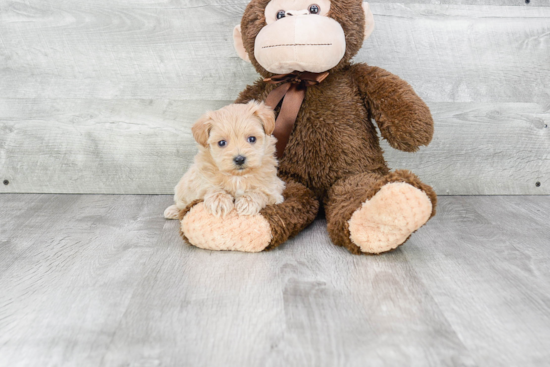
178,179 -> 319,252
325,170 -> 437,255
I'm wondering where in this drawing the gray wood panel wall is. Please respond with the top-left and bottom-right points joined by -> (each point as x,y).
0,1 -> 548,194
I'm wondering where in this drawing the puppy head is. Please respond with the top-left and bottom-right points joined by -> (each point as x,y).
192,101 -> 276,175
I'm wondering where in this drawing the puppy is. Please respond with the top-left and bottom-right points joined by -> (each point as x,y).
164,101 -> 285,220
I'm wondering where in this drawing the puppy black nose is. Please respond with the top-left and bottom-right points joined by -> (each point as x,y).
234,155 -> 246,166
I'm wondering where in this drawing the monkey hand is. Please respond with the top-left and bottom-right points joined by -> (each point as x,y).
352,64 -> 434,152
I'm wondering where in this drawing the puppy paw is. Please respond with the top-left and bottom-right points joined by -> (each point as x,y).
204,192 -> 234,217
274,193 -> 284,205
235,195 -> 264,216
164,204 -> 180,220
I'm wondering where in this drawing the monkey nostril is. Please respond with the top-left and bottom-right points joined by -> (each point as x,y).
234,155 -> 246,166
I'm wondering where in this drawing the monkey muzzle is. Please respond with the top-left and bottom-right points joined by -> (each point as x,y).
254,15 -> 347,74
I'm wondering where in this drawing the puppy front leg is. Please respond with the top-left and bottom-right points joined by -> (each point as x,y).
204,189 -> 235,217
235,191 -> 269,216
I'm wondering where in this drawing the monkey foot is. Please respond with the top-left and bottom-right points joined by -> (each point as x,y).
348,182 -> 432,254
181,203 -> 272,253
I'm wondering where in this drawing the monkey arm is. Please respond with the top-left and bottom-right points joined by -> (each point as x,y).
235,79 -> 269,104
351,63 -> 434,152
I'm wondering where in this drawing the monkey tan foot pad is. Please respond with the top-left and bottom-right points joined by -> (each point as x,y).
181,203 -> 272,253
348,182 -> 432,254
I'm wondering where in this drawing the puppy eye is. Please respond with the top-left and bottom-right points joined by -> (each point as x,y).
218,140 -> 227,147
276,10 -> 286,20
247,136 -> 257,143
308,4 -> 320,14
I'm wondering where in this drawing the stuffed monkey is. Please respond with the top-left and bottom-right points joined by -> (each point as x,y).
179,0 -> 437,254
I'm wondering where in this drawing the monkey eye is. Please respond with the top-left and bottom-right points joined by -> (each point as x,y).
276,10 -> 286,20
247,136 -> 257,143
218,140 -> 227,148
308,4 -> 320,14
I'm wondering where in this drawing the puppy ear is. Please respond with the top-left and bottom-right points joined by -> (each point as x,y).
251,101 -> 276,136
363,3 -> 375,41
191,112 -> 212,147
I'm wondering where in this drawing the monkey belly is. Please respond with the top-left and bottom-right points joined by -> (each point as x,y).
279,135 -> 388,199
277,84 -> 388,199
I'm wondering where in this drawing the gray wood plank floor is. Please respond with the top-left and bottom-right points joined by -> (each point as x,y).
0,194 -> 549,367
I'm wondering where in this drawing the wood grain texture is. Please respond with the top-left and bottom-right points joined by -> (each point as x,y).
1,100 -> 548,194
1,194 -> 549,366
372,0 -> 550,5
363,4 -> 550,104
0,99 -> 227,194
438,0 -> 550,6
0,194 -> 168,367
0,194 -> 82,277
403,196 -> 550,366
101,219 -> 477,367
0,1 -> 549,194
384,102 -> 550,195
1,2 -> 548,101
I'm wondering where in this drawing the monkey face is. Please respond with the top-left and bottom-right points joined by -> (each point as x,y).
255,0 -> 345,74
234,0 -> 375,76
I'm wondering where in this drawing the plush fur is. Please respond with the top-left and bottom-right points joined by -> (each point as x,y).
181,202 -> 273,252
179,0 -> 437,254
240,0 -> 368,77
325,170 -> 437,255
348,182 -> 432,254
165,101 -> 285,219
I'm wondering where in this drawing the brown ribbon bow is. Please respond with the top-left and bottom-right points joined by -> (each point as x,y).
264,71 -> 329,158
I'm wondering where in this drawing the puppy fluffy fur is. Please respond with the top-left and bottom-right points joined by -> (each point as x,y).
164,101 -> 285,219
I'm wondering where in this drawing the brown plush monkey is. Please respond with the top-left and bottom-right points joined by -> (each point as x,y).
179,0 -> 437,255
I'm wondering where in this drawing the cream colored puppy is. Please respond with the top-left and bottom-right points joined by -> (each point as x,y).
164,101 -> 285,220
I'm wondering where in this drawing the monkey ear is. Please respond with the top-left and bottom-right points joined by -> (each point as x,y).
233,25 -> 251,63
191,112 -> 213,147
363,2 -> 375,40
250,101 -> 276,136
